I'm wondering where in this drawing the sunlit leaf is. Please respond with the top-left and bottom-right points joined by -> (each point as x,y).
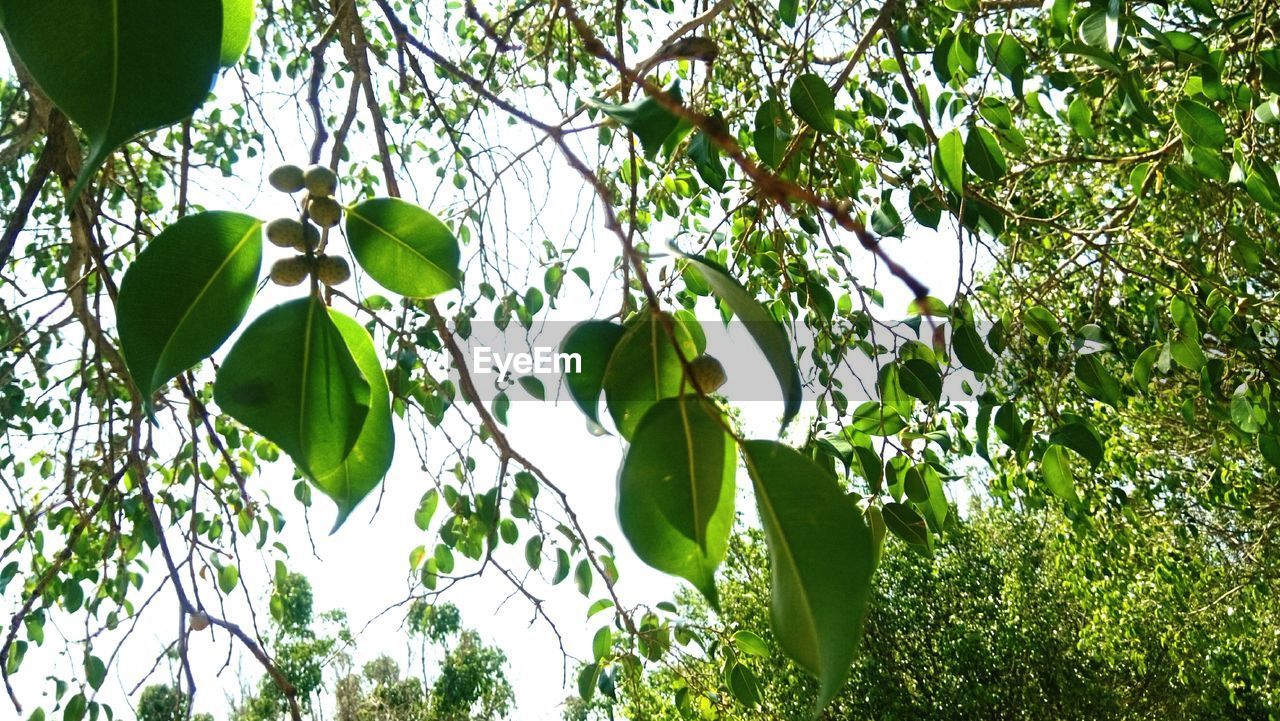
117,212 -> 262,412
346,198 -> 462,298
741,440 -> 875,711
618,397 -> 735,608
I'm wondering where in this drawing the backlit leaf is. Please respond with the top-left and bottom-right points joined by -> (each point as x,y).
346,198 -> 462,298
741,440 -> 875,711
215,297 -> 371,476
789,73 -> 836,134
561,321 -> 625,427
117,212 -> 262,413
618,397 -> 735,608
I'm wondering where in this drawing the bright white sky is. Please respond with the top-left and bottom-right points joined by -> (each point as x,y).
0,9 -> 988,720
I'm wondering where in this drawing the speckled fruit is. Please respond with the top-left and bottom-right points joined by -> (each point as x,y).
268,164 -> 306,193
266,218 -> 305,248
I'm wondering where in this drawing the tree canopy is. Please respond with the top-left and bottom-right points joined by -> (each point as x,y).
1,0 -> 1279,718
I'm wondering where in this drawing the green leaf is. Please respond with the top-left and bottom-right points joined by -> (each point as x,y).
1074,354 -> 1121,405
1050,418 -> 1105,468
62,694 -> 86,721
1174,99 -> 1226,148
964,127 -> 1007,181
984,32 -> 1026,88
740,440 -> 875,711
1133,344 -> 1161,389
733,630 -> 771,658
574,559 -> 593,596
677,253 -> 804,430
753,99 -> 791,169
602,313 -> 698,439
778,0 -> 798,26
1169,335 -> 1206,371
311,311 -> 395,531
1024,306 -> 1061,339
934,129 -> 966,194
592,626 -> 612,661
414,490 -> 439,531
727,663 -> 762,707
1041,445 -> 1082,507
1068,96 -> 1096,140
117,212 -> 262,413
552,549 -> 571,584
215,297 -> 371,476
345,198 -> 462,298
688,129 -> 727,193
577,663 -> 600,701
952,322 -> 996,374
84,654 -> 106,691
562,321 -> 625,426
221,0 -> 256,65
618,397 -> 735,608
586,83 -> 683,158
1,0 -> 224,205
789,73 -> 836,134
218,564 -> 239,593
897,359 -> 941,404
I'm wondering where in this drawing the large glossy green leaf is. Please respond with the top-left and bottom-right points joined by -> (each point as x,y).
618,397 -> 735,608
585,83 -> 683,158
740,440 -> 875,711
789,73 -> 836,134
215,297 -> 371,476
602,313 -> 698,439
221,0 -> 256,65
0,0 -> 224,205
312,311 -> 395,532
1050,416 -> 1105,468
345,198 -> 461,298
561,321 -> 625,426
952,321 -> 996,373
117,212 -> 262,412
679,253 -> 803,430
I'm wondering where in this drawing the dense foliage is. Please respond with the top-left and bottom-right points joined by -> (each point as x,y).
1,0 -> 1279,718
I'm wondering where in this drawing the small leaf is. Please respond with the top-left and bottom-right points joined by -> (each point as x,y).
740,440 -> 875,711
688,129 -> 727,193
1068,96 -> 1096,139
311,311 -> 396,531
415,490 -> 440,530
1174,99 -> 1226,148
964,127 -> 1007,181
346,198 -> 462,298
117,212 -> 263,413
1050,418 -> 1106,468
577,663 -> 600,701
561,321 -> 625,426
934,129 -> 966,194
586,83 -> 684,157
618,397 -> 735,608
1041,445 -> 1082,507
1074,354 -> 1121,405
789,73 -> 837,134
1,0 -> 224,204
592,626 -> 612,661
215,297 -> 371,476
552,549 -> 571,584
897,359 -> 942,403
218,564 -> 240,593
63,694 -> 86,721
733,630 -> 771,658
84,655 -> 106,691
677,253 -> 804,430
952,322 -> 996,373
574,559 -> 593,596
882,502 -> 930,547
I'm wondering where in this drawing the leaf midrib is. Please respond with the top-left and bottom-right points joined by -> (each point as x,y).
678,399 -> 707,553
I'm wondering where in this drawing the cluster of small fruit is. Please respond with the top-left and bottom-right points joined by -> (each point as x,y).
265,164 -> 351,288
